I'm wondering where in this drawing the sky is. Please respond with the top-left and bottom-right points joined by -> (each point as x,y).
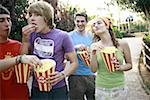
59,0 -> 140,24
59,0 -> 111,15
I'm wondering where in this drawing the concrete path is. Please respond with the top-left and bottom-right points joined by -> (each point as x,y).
123,37 -> 150,100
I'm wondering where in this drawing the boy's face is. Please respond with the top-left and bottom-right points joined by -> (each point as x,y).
27,13 -> 49,33
0,14 -> 11,39
75,16 -> 87,32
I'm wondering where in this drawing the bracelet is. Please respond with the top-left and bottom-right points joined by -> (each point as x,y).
16,55 -> 23,64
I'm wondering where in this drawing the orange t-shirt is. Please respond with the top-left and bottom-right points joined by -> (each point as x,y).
0,39 -> 29,100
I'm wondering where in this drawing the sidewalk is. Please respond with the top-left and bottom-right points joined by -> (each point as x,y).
123,37 -> 150,100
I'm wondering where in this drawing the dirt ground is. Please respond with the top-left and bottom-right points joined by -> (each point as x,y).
139,52 -> 150,95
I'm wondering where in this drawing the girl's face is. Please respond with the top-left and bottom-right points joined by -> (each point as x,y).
27,13 -> 49,33
92,18 -> 107,36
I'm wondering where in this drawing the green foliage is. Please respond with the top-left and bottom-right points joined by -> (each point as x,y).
131,23 -> 148,32
9,0 -> 28,41
115,0 -> 150,17
113,26 -> 125,39
55,5 -> 77,32
143,33 -> 150,43
55,3 -> 87,32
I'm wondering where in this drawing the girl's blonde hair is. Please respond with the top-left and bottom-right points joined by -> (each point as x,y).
27,1 -> 54,28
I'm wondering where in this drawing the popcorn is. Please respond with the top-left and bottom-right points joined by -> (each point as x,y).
34,59 -> 56,91
100,47 -> 117,73
77,50 -> 90,66
15,63 -> 30,84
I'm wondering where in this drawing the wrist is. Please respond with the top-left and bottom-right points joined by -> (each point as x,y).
60,71 -> 67,78
16,55 -> 23,64
22,36 -> 29,43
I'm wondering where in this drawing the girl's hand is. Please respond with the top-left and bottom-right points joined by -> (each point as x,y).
111,57 -> 121,71
90,43 -> 103,55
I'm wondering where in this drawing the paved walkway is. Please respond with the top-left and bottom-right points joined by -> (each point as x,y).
123,37 -> 150,100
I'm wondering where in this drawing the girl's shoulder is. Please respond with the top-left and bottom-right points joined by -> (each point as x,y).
118,39 -> 128,46
91,41 -> 101,46
118,39 -> 129,51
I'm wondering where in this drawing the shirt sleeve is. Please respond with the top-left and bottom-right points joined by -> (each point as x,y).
62,33 -> 75,53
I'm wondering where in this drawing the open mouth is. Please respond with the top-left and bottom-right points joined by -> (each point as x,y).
31,23 -> 37,25
4,28 -> 9,32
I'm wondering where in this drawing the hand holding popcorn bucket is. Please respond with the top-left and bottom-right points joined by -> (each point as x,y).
100,47 -> 117,73
77,50 -> 90,66
34,59 -> 56,92
15,63 -> 30,84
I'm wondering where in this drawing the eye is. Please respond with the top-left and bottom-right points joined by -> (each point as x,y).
34,13 -> 41,16
0,18 -> 4,22
92,23 -> 96,26
76,20 -> 85,23
0,18 -> 11,23
97,21 -> 101,24
80,20 -> 85,23
7,18 -> 11,23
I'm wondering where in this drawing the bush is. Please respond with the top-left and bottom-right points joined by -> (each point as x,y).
143,34 -> 150,43
113,27 -> 125,39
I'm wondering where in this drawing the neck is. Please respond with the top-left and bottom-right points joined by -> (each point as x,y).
76,30 -> 86,35
42,26 -> 52,34
0,37 -> 8,43
100,31 -> 113,46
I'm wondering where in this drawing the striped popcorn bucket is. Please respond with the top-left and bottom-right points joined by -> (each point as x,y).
100,47 -> 117,73
77,50 -> 90,66
34,59 -> 56,92
15,63 -> 30,84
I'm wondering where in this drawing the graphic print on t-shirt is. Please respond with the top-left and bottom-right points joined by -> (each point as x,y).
33,37 -> 54,58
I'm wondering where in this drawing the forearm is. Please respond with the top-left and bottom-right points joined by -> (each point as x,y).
21,34 -> 30,54
0,57 -> 16,71
90,54 -> 98,73
21,42 -> 30,54
63,52 -> 78,77
21,36 -> 30,54
64,61 -> 78,76
120,63 -> 132,71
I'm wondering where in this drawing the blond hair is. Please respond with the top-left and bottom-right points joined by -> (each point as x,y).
27,1 -> 54,28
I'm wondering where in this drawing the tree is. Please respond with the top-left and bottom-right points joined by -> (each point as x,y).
1,0 -> 28,41
0,0 -> 17,35
14,0 -> 29,41
114,0 -> 150,32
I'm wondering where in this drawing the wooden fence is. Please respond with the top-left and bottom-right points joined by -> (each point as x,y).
142,42 -> 150,70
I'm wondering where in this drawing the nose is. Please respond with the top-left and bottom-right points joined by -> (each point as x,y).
3,18 -> 11,26
28,15 -> 36,24
30,14 -> 36,20
94,23 -> 99,27
78,21 -> 83,26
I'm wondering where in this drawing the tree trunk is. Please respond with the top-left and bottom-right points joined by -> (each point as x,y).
143,5 -> 150,33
